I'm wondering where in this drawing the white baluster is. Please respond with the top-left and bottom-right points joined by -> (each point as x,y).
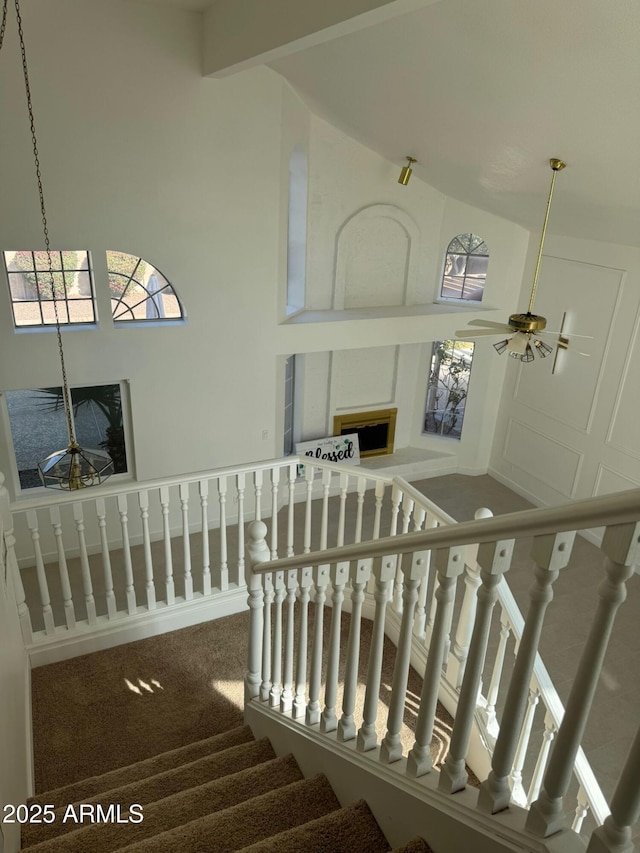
245,520 -> 269,702
338,558 -> 371,741
236,473 -> 246,587
381,549 -> 429,764
320,467 -> 331,550
509,687 -> 540,806
372,480 -> 385,540
72,503 -> 97,625
446,507 -> 492,688
438,540 -> 513,792
481,614 -> 511,742
388,483 -> 401,537
261,570 -> 273,701
527,712 -> 557,806
138,490 -> 156,610
26,510 -> 56,634
280,568 -> 297,712
321,561 -> 349,733
179,483 -> 193,600
93,499 -> 116,620
199,480 -> 211,596
254,469 -> 263,521
218,476 -> 228,590
286,463 -> 296,557
117,494 -> 137,614
270,467 -> 279,559
527,523 -> 639,837
479,530 -> 575,816
354,476 -> 366,543
293,566 -> 313,718
303,465 -> 313,554
407,546 -> 464,775
413,512 -> 436,639
393,493 -> 415,614
159,486 -> 175,605
49,506 -> 77,629
5,527 -> 33,643
357,555 -> 397,751
587,718 -> 640,853
306,564 -> 330,726
572,786 -> 590,834
337,472 -> 349,546
269,570 -> 285,707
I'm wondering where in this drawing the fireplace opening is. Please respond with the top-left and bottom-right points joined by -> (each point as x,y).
333,408 -> 397,458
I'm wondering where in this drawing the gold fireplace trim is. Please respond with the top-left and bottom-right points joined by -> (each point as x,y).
333,408 -> 397,458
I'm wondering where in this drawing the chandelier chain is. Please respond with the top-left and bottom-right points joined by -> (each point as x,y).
12,0 -> 76,444
0,1 -> 8,51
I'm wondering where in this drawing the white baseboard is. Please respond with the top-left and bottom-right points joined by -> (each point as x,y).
27,587 -> 248,667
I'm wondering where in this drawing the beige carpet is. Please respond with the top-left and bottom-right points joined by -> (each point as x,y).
31,608 -> 467,795
26,609 -> 441,851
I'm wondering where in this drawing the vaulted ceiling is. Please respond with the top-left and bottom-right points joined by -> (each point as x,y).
133,0 -> 640,245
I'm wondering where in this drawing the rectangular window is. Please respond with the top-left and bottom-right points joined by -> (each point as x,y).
3,250 -> 96,328
424,340 -> 474,439
5,384 -> 126,489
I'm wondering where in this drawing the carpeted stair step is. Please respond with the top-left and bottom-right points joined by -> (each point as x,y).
21,737 -> 276,849
28,725 -> 254,809
115,773 -> 341,852
237,799 -> 392,853
21,754 -> 304,853
391,837 -> 435,852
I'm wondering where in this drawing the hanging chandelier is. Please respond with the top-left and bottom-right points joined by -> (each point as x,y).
1,0 -> 114,490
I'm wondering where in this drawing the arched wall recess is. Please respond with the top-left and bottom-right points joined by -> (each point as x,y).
333,204 -> 420,311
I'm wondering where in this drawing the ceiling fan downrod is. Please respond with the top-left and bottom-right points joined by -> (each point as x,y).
526,157 -> 566,317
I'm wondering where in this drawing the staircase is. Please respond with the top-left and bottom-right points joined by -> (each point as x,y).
20,724 -> 433,853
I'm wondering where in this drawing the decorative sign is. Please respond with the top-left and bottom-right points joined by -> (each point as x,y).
295,433 -> 360,468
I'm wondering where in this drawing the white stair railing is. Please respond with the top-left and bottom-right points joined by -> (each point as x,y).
246,487 -> 640,851
7,458 -> 430,644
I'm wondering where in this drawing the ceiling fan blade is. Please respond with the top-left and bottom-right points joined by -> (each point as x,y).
455,328 -> 504,338
537,330 -> 594,339
466,319 -> 514,331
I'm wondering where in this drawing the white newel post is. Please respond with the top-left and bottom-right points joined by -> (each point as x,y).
439,538 -> 514,792
446,507 -> 493,689
406,546 -> 464,776
320,560 -> 348,733
306,563 -> 330,725
477,531 -> 575,815
526,522 -> 640,838
338,558 -> 371,742
1,473 -> 33,643
587,719 -> 640,853
381,549 -> 427,764
357,555 -> 397,752
245,520 -> 269,702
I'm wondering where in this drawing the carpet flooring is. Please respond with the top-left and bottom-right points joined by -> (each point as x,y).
27,609 -> 441,852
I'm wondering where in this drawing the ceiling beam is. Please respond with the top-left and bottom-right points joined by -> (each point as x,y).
203,0 -> 440,77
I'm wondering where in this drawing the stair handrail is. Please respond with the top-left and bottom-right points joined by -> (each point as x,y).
252,487 -> 640,574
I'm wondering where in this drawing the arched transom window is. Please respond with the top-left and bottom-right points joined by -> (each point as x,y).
107,251 -> 184,322
440,233 -> 489,301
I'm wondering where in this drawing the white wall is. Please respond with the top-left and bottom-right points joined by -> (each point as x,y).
490,234 -> 640,505
0,0 -> 284,497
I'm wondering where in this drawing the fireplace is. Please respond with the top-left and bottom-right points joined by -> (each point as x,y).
333,408 -> 397,458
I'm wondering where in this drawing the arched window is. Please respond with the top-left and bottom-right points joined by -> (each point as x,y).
286,147 -> 308,315
440,233 -> 489,301
107,251 -> 184,322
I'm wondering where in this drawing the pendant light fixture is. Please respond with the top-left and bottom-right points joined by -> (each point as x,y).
1,0 -> 114,490
398,156 -> 417,186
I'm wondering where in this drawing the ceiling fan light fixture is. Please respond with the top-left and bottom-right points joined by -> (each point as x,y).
521,343 -> 535,363
534,338 -> 554,357
493,339 -> 509,355
507,331 -> 529,355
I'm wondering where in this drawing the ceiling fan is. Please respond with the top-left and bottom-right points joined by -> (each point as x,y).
455,158 -> 586,364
